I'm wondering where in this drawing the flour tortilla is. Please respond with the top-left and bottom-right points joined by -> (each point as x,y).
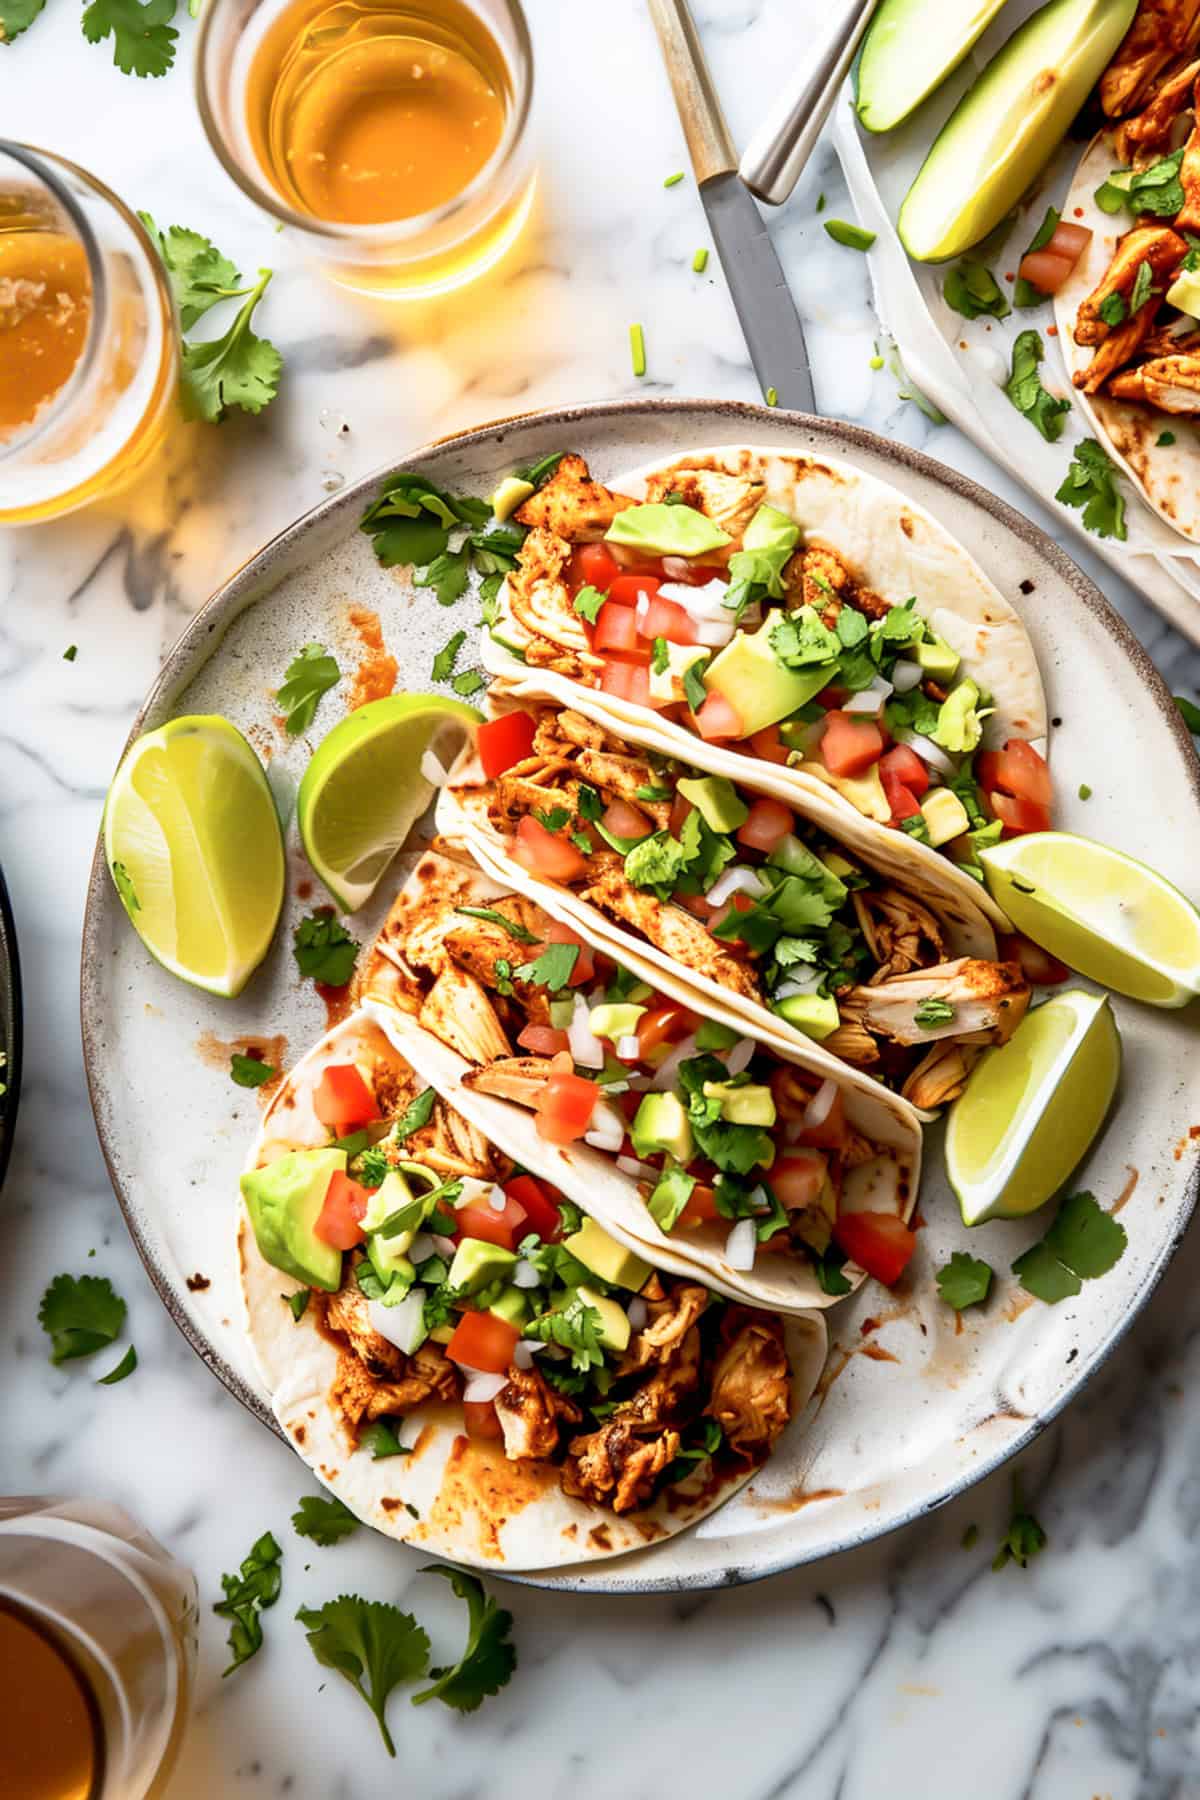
361,850 -> 924,1314
482,442 -> 1050,932
1056,134 -> 1200,546
239,1010 -> 828,1572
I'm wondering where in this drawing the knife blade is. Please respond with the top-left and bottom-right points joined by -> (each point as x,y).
648,0 -> 816,414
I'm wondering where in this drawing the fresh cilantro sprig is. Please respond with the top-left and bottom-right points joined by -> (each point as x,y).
412,1567 -> 517,1713
82,0 -> 177,75
1005,330 -> 1070,443
936,1252 -> 992,1311
231,1052 -> 277,1088
182,268 -> 283,423
1055,440 -> 1127,541
293,912 -> 359,987
1012,1190 -> 1126,1304
992,1476 -> 1047,1571
137,215 -> 247,327
359,472 -> 518,612
296,1595 -> 430,1754
292,1494 -> 361,1546
39,1273 -> 126,1365
392,1086 -> 436,1143
276,642 -> 340,735
513,942 -> 579,992
214,1532 -> 283,1675
525,1294 -> 606,1371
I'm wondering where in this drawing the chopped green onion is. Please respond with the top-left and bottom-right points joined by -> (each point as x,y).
817,193 -> 826,213
1158,430 -> 1177,446
63,644 -> 78,662
664,171 -> 684,188
869,355 -> 884,370
630,323 -> 646,379
765,386 -> 778,407
824,219 -> 875,252
1078,783 -> 1092,800
692,247 -> 709,273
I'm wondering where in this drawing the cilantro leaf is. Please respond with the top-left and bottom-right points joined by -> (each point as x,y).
292,1494 -> 361,1546
292,911 -> 359,987
82,0 -> 177,75
814,1244 -> 852,1297
97,1343 -> 138,1385
412,1567 -> 516,1713
137,214 -> 245,328
913,996 -> 955,1029
1175,694 -> 1200,734
943,260 -> 1010,321
453,905 -> 539,944
214,1532 -> 282,1675
287,1291 -> 310,1321
111,860 -> 141,914
358,1420 -> 411,1459
415,546 -> 470,608
1011,1241 -> 1082,1303
1013,207 -> 1059,308
524,1293 -> 606,1371
1098,291 -> 1127,328
683,658 -> 708,713
432,630 -> 465,681
39,1273 -> 126,1364
1055,439 -> 1127,541
1005,330 -> 1070,443
533,806 -> 571,832
296,1595 -> 430,1755
231,1052 -> 276,1088
0,0 -> 46,43
1129,258 -> 1154,314
513,943 -> 579,992
992,1477 -> 1047,1571
181,269 -> 282,422
393,1086 -> 436,1143
573,584 -> 607,624
647,1165 -> 695,1232
1012,1190 -> 1126,1302
936,1252 -> 993,1311
1127,148 -> 1185,218
276,641 -> 340,735
771,606 -> 840,669
452,670 -> 485,698
623,831 -> 687,895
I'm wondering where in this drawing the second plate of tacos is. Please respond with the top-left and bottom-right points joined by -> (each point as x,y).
359,849 -> 923,1311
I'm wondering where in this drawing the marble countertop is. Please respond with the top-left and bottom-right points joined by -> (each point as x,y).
6,2 -> 1200,1794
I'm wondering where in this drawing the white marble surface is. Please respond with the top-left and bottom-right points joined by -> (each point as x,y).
6,2 -> 1200,1794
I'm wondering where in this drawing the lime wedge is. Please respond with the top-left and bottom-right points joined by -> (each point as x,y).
945,989 -> 1121,1225
981,831 -> 1200,1007
297,694 -> 480,912
104,714 -> 284,997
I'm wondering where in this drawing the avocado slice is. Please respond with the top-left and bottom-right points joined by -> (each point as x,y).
447,1238 -> 518,1294
490,476 -> 535,521
240,1149 -> 346,1292
856,0 -> 1011,134
588,1001 -> 647,1043
1167,269 -> 1200,318
920,787 -> 972,846
631,1092 -> 695,1164
605,502 -> 731,558
933,679 -> 983,754
915,634 -> 961,682
563,1218 -> 652,1292
701,1080 -> 777,1127
767,834 -> 849,909
898,0 -> 1138,261
676,774 -> 749,834
704,620 -> 835,738
774,991 -> 841,1041
571,1284 -> 631,1353
489,1284 -> 532,1329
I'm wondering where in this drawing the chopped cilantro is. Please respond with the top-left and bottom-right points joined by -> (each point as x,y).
111,860 -> 141,914
683,658 -> 708,713
452,670 -> 486,698
416,546 -> 471,607
1078,783 -> 1092,800
943,260 -> 1010,321
296,1595 -> 430,1754
1175,694 -> 1200,733
292,1494 -> 361,1545
393,1086 -> 437,1143
287,1291 -> 310,1321
1158,430 -> 1177,447
358,1420 -> 412,1460
1012,1190 -> 1127,1303
432,630 -> 466,680
1055,440 -> 1127,541
97,1344 -> 138,1385
1097,291 -> 1127,328
411,1567 -> 517,1714
651,635 -> 670,675
635,783 -> 672,802
293,911 -> 359,986
824,219 -> 875,251
1127,148 -> 1185,218
63,643 -> 78,662
214,1532 -> 282,1675
936,1252 -> 992,1311
514,451 -> 564,487
913,996 -> 955,1030
814,1244 -> 852,1296
664,170 -> 685,187
454,905 -> 538,944
1129,258 -> 1154,314
573,584 -> 607,624
230,1052 -> 276,1088
38,1273 -> 126,1364
1093,172 -> 1131,215
533,806 -> 570,833
276,642 -> 340,735
1005,330 -> 1070,443
992,1477 -> 1047,1571
692,248 -> 709,273
525,1293 -> 606,1371
513,943 -> 579,992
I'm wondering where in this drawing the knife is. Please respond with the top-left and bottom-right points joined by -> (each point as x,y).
648,0 -> 816,415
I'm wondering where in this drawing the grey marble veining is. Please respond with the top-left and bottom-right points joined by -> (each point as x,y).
5,1 -> 1200,1794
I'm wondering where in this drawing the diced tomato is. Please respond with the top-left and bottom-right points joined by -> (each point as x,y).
462,1399 -> 505,1439
635,595 -> 700,645
504,1173 -> 564,1243
1050,221 -> 1092,260
518,1024 -> 570,1055
993,738 -> 1053,806
571,542 -> 620,594
635,1003 -> 698,1060
313,1169 -> 370,1250
602,797 -> 654,841
1018,249 -> 1076,296
771,1152 -> 828,1212
795,1079 -> 847,1150
820,710 -> 884,778
737,795 -> 794,853
679,1182 -> 720,1227
999,931 -> 1070,987
746,724 -> 790,765
879,743 -> 930,799
594,604 -> 641,654
312,1063 -> 377,1135
535,1067 -> 600,1144
512,815 -> 589,882
456,1193 -> 528,1252
880,764 -> 923,824
477,711 -> 537,780
607,573 -> 661,609
668,792 -> 694,836
832,1211 -> 916,1287
447,1309 -> 521,1375
990,790 -> 1052,836
693,692 -> 743,741
540,916 -> 595,987
599,659 -> 666,710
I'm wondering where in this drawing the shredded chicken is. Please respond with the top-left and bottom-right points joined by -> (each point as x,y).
1100,0 -> 1200,118
853,886 -> 945,981
418,963 -> 513,1065
1075,301 -> 1164,393
563,1419 -> 683,1513
838,958 -> 1028,1048
573,745 -> 673,828
442,913 -> 555,1023
1108,350 -> 1200,407
506,526 -> 593,655
820,1018 -> 881,1068
330,1343 -> 460,1435
1074,227 -> 1186,345
493,1365 -> 582,1460
1114,53 -> 1200,157
642,465 -> 763,539
705,1309 -> 792,1457
797,543 -> 890,623
462,1054 -> 553,1108
578,860 -> 761,999
901,1041 -> 982,1110
325,1281 -> 406,1380
618,1280 -> 709,1376
514,452 -> 635,541
402,1102 -> 499,1181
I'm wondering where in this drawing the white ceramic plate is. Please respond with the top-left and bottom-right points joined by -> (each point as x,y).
81,399 -> 1200,1592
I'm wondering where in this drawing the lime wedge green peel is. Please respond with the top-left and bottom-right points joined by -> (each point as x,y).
297,694 -> 480,913
104,714 -> 284,997
945,989 -> 1120,1226
981,831 -> 1200,1007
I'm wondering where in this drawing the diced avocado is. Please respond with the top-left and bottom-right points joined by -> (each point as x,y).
898,0 -> 1138,261
549,996 -> 576,1028
915,634 -> 961,682
856,0 -> 1010,134
429,1321 -> 455,1345
447,1238 -> 518,1294
367,1240 -> 416,1291
564,1218 -> 652,1292
631,1091 -> 695,1163
676,774 -> 749,833
572,1284 -> 631,1353
774,991 -> 841,1041
767,833 -> 849,908
361,1169 -> 419,1249
920,787 -> 971,846
800,759 -> 891,823
933,678 -> 983,754
705,621 -> 834,737
605,502 -> 731,558
648,641 -> 708,706
1167,269 -> 1200,319
702,1079 -> 777,1127
589,1002 -> 647,1043
695,1019 -> 740,1052
742,502 -> 800,557
241,1148 -> 346,1292
779,718 -> 824,759
490,476 -> 535,520
488,1284 -> 532,1329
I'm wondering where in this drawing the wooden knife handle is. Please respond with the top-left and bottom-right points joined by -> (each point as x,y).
648,0 -> 737,184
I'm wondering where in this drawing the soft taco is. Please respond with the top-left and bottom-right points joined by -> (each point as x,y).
239,1010 -> 828,1571
479,445 -> 1050,923
436,697 -> 1031,1112
358,848 -> 924,1310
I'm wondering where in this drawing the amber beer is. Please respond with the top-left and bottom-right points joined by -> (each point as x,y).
0,1603 -> 104,1800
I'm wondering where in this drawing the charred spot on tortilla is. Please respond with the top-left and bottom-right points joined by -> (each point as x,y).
186,1272 -> 211,1291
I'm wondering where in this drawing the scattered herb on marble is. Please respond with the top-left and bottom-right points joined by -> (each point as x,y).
97,1344 -> 138,1385
936,1252 -> 993,1311
82,0 -> 178,74
630,322 -> 646,378
992,1476 -> 1047,1571
692,247 -> 708,272
432,630 -> 466,682
276,642 -> 340,735
823,219 -> 875,252
1012,1190 -> 1127,1304
292,1494 -> 361,1546
180,269 -> 282,424
230,1052 -> 276,1088
1005,330 -> 1070,443
215,1531 -> 283,1675
296,1595 -> 431,1755
451,670 -> 486,698
412,1568 -> 517,1714
293,911 -> 359,987
39,1273 -> 126,1365
943,260 -> 1010,321
137,214 -> 248,328
63,644 -> 77,662
1055,440 -> 1127,541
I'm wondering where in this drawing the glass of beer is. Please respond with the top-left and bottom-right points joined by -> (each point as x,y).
0,1497 -> 198,1799
0,143 -> 178,527
195,0 -> 535,298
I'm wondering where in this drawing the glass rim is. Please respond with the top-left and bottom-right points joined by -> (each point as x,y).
194,0 -> 534,243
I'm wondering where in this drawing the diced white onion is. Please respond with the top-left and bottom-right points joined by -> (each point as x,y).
432,1234 -> 457,1259
461,1369 -> 509,1403
420,747 -> 451,787
635,591 -> 652,624
843,676 -> 893,716
892,728 -> 958,779
725,1218 -> 757,1270
693,615 -> 736,648
601,1077 -> 631,1095
706,864 -> 769,909
616,1034 -> 642,1060
488,1183 -> 509,1213
749,1184 -> 772,1213
512,1258 -> 541,1290
453,1176 -> 493,1211
584,1100 -> 625,1153
408,1232 -> 435,1265
567,994 -> 605,1070
891,659 -> 924,693
658,577 -> 731,621
775,968 -> 823,1000
367,1290 -> 426,1355
723,1037 -> 755,1077
513,1339 -> 545,1370
802,1079 -> 839,1136
616,1153 -> 658,1181
626,1296 -> 648,1330
649,1032 -> 699,1091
